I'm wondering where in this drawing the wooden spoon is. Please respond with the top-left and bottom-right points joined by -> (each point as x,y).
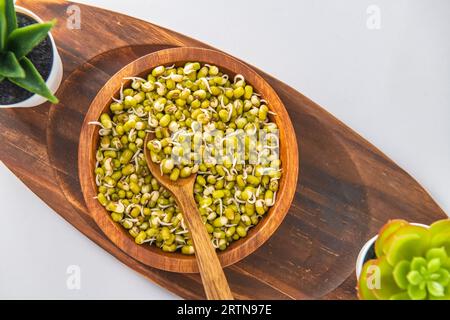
144,134 -> 233,300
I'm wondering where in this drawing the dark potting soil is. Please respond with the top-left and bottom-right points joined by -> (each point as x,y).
0,13 -> 54,105
363,242 -> 377,265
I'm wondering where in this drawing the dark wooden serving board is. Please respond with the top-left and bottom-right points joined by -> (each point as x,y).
0,0 -> 446,300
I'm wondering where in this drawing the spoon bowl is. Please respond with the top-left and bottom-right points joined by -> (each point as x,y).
144,134 -> 197,192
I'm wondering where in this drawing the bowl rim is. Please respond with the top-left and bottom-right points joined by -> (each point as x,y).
78,47 -> 299,273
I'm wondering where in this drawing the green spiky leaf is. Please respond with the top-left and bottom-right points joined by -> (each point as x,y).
6,19 -> 56,59
4,0 -> 17,35
0,51 -> 25,78
0,0 -> 6,50
8,57 -> 58,104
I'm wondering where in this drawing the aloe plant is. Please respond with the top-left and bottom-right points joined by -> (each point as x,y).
358,219 -> 450,300
0,0 -> 58,103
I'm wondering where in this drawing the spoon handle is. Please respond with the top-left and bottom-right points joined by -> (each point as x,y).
176,192 -> 234,300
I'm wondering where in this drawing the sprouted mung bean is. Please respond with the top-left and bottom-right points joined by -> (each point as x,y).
91,62 -> 281,254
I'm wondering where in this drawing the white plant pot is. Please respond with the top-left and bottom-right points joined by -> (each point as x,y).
355,223 -> 429,280
0,6 -> 63,108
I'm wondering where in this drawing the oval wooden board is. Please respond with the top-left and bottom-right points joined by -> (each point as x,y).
0,0 -> 446,299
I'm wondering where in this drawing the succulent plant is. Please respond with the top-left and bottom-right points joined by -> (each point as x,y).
358,219 -> 450,300
0,0 -> 58,103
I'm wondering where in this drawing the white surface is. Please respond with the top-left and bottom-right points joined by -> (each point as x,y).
1,0 -> 449,299
0,162 -> 178,300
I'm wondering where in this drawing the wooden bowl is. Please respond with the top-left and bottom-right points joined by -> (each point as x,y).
79,47 -> 299,273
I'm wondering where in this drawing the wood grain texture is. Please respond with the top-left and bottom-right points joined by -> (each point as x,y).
0,0 -> 446,299
78,48 -> 298,274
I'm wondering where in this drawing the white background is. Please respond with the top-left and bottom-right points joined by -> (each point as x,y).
1,0 -> 449,299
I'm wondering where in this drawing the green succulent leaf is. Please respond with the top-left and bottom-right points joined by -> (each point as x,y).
428,258 -> 441,273
408,284 -> 427,300
0,51 -> 25,78
426,247 -> 448,261
359,220 -> 450,300
386,234 -> 422,266
393,260 -> 410,289
375,219 -> 408,257
430,220 -> 450,255
4,0 -> 17,35
372,257 -> 403,299
384,225 -> 430,266
8,57 -> 59,104
6,19 -> 56,59
430,219 -> 450,235
411,257 -> 427,271
430,273 -> 440,280
357,259 -> 379,300
427,281 -> 444,297
390,292 -> 411,300
429,291 -> 450,300
407,270 -> 423,286
0,75 -> 4,82
0,0 -> 18,50
435,269 -> 450,286
431,233 -> 450,257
